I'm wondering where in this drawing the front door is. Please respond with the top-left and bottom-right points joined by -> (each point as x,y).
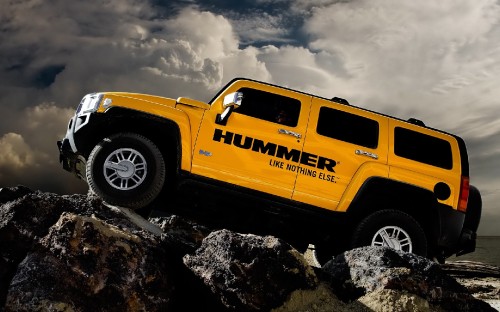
192,80 -> 311,199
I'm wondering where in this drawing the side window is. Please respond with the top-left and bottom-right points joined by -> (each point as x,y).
235,87 -> 301,127
317,107 -> 379,148
394,127 -> 452,169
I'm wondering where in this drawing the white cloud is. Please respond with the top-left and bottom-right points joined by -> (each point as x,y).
164,8 -> 239,59
0,104 -> 86,193
228,12 -> 290,45
0,133 -> 34,169
302,0 -> 500,119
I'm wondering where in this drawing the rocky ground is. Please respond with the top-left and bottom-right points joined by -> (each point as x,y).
0,185 -> 499,311
442,261 -> 500,311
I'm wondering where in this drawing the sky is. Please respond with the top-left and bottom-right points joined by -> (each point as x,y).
0,0 -> 499,235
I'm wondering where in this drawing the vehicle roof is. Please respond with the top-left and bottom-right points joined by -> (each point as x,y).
210,77 -> 460,137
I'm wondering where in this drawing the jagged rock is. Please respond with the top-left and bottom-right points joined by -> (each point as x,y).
354,289 -> 444,312
183,229 -> 318,311
271,282 -> 351,312
149,215 -> 228,312
5,212 -> 172,311
0,188 -> 161,309
0,185 -> 33,204
0,188 -> 496,311
0,190 -> 74,307
322,247 -> 495,312
149,215 -> 211,254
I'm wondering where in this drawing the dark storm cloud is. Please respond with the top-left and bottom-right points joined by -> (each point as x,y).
155,0 -> 304,46
0,0 -> 258,193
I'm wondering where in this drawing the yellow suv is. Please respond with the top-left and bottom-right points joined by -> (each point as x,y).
58,78 -> 481,263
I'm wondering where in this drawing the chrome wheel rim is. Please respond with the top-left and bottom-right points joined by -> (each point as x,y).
103,148 -> 147,190
371,226 -> 412,252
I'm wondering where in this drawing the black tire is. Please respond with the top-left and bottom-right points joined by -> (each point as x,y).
86,133 -> 166,209
351,209 -> 428,257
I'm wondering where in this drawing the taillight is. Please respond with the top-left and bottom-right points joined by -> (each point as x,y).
458,176 -> 470,212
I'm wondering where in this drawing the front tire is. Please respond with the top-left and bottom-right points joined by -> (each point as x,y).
351,209 -> 428,257
86,133 -> 165,209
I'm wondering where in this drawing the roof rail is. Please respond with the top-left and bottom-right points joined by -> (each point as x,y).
331,97 -> 349,105
408,118 -> 425,126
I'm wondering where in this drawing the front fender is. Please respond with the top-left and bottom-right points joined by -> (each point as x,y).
98,94 -> 194,172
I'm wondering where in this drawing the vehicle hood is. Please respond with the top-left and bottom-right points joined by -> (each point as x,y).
103,92 -> 178,108
101,93 -> 210,111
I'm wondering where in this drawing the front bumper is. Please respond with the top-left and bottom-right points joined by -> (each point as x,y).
57,112 -> 96,180
57,138 -> 86,180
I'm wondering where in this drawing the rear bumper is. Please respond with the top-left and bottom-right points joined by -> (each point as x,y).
437,189 -> 481,258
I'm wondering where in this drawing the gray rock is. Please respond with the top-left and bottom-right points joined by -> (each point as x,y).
0,188 -> 496,311
0,189 -> 158,309
5,212 -> 172,312
150,215 -> 211,254
183,229 -> 318,311
0,185 -> 33,204
322,246 -> 495,312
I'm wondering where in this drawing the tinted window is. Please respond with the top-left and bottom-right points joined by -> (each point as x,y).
235,88 -> 301,127
394,127 -> 452,169
317,107 -> 379,148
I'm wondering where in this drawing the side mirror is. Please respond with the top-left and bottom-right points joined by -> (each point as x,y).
216,92 -> 243,125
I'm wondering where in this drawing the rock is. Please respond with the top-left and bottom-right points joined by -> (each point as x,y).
0,187 -> 496,311
271,282 -> 351,312
442,261 -> 500,278
149,215 -> 211,254
322,246 -> 495,311
5,212 -> 172,311
0,188 -> 170,310
0,185 -> 33,204
354,289 -> 444,312
183,229 -> 318,311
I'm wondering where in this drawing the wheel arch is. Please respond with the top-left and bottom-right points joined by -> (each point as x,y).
346,177 -> 441,252
79,107 -> 183,175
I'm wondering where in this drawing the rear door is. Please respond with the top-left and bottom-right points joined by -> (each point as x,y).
292,97 -> 388,210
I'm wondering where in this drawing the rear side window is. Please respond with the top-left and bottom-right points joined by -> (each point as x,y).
394,127 -> 452,169
317,107 -> 379,148
235,87 -> 301,127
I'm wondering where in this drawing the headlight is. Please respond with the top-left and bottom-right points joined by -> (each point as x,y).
76,93 -> 103,114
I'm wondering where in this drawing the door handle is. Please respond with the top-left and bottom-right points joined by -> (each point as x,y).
278,129 -> 302,139
355,149 -> 379,160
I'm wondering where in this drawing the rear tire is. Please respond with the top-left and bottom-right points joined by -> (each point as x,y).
351,209 -> 428,257
86,133 -> 165,209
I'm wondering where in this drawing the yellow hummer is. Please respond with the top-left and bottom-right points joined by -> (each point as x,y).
58,78 -> 481,263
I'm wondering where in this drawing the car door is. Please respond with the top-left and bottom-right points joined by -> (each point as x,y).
192,80 -> 312,199
292,97 -> 388,210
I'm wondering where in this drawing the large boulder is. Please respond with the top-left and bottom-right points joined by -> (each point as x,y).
5,212 -> 172,311
183,229 -> 318,311
322,246 -> 495,311
0,188 -> 154,307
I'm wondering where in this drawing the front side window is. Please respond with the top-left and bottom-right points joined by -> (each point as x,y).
394,127 -> 452,169
317,107 -> 379,148
235,88 -> 301,127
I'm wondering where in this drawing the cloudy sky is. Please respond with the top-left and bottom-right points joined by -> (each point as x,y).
1,0 -> 499,235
